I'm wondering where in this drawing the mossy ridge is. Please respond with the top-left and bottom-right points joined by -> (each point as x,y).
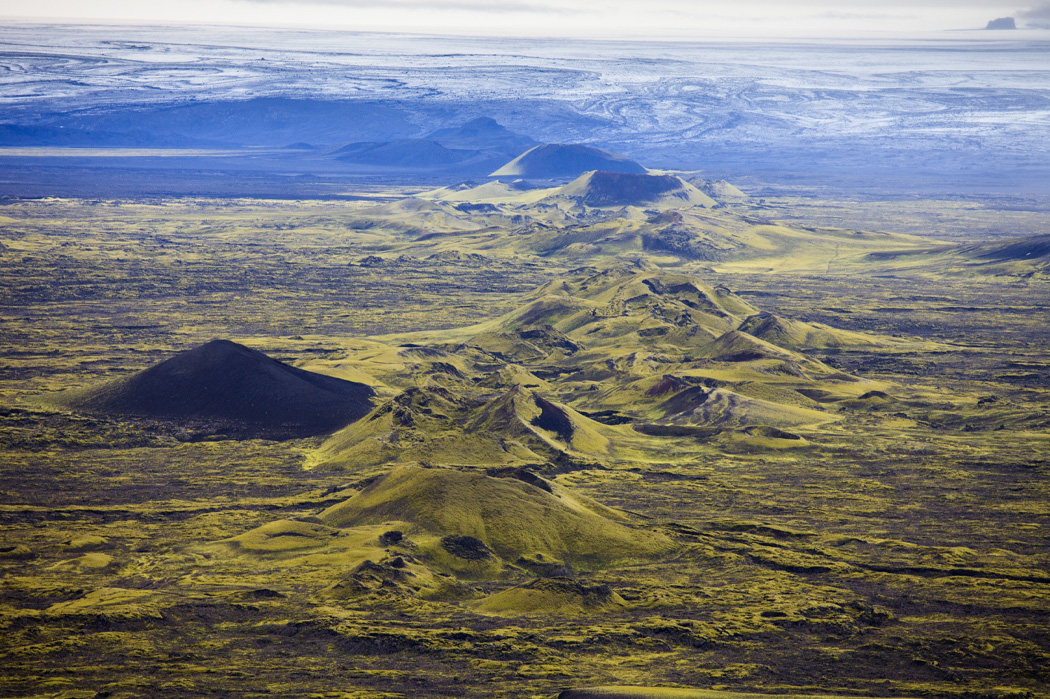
317,267 -> 901,462
306,385 -> 529,470
400,174 -> 937,270
861,232 -> 1050,279
379,268 -> 754,347
310,381 -> 625,470
225,518 -> 341,554
474,576 -> 626,616
43,587 -> 166,621
366,268 -> 888,389
214,520 -> 406,578
559,689 -> 918,699
737,311 -> 887,350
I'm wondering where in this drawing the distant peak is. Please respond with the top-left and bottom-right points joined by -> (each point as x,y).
985,17 -> 1016,29
424,117 -> 536,153
460,116 -> 502,129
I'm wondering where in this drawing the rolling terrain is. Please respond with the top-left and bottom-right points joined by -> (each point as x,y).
0,187 -> 1047,698
1,18 -> 1048,699
357,173 -> 1050,279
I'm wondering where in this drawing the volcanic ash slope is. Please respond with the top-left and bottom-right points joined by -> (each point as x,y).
54,339 -> 375,438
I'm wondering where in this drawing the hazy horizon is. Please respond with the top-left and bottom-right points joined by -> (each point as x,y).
3,0 -> 1050,39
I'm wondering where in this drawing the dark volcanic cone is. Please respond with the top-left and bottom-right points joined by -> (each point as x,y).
559,171 -> 711,207
58,339 -> 374,438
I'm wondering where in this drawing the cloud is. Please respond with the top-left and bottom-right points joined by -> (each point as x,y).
818,10 -> 922,19
1018,2 -> 1050,26
239,0 -> 566,12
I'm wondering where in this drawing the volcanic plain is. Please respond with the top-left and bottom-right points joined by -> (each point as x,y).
0,185 -> 1048,699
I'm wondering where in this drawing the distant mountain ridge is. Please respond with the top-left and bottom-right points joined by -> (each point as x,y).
334,139 -> 476,168
2,98 -> 418,148
333,117 -> 537,174
0,103 -> 538,172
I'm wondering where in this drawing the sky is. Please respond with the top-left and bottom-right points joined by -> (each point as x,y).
2,0 -> 1049,38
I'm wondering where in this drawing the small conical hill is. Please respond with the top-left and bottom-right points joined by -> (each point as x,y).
57,339 -> 375,438
466,385 -> 611,457
696,330 -> 820,365
689,177 -> 748,201
466,324 -> 581,362
321,465 -> 672,567
738,311 -> 883,349
658,386 -> 831,429
474,577 -> 626,616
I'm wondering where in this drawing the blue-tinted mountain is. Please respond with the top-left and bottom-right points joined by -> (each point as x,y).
333,117 -> 536,174
426,117 -> 536,154
2,98 -> 417,148
334,139 -> 478,168
985,17 -> 1016,29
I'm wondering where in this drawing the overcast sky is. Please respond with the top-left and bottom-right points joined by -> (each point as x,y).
3,0 -> 1049,38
